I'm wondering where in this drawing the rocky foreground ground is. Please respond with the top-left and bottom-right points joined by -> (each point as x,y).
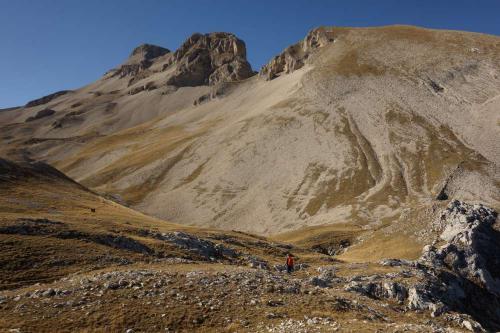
1,200 -> 498,332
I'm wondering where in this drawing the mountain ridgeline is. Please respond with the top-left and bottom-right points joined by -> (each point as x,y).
0,26 -> 499,239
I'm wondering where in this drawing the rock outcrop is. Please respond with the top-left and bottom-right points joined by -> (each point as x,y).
346,201 -> 500,331
25,90 -> 71,108
105,34 -> 254,88
25,108 -> 56,122
127,81 -> 157,95
166,32 -> 254,87
260,27 -> 334,80
111,44 -> 170,79
345,279 -> 409,304
421,200 -> 500,328
157,231 -> 239,260
420,200 -> 500,296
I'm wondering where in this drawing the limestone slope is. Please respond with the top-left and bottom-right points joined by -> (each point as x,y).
0,26 -> 499,239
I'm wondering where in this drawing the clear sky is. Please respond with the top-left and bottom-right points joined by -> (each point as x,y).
1,0 -> 499,108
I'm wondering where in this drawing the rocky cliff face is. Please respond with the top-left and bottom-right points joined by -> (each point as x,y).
260,27 -> 335,80
344,200 -> 500,331
105,33 -> 255,89
422,200 -> 500,297
166,32 -> 255,87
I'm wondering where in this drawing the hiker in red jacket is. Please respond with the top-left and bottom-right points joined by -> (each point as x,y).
286,253 -> 294,273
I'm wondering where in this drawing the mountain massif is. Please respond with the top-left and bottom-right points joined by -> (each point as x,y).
1,25 -> 499,332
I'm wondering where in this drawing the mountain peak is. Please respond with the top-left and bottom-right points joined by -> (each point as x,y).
166,31 -> 254,87
173,32 -> 246,61
129,43 -> 170,60
109,44 -> 170,80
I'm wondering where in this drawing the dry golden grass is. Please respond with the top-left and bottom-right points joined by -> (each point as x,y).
385,106 -> 482,196
272,223 -> 364,256
175,159 -> 209,189
0,176 -> 186,289
338,233 -> 423,263
0,261 -> 447,333
328,49 -> 386,77
0,165 -> 313,290
286,113 -> 380,217
0,160 -> 468,332
376,25 -> 437,44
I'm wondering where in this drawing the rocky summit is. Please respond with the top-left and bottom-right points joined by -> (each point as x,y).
167,32 -> 254,87
0,24 -> 499,332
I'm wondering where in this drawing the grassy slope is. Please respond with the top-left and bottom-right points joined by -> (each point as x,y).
0,161 -> 305,290
0,160 -> 482,332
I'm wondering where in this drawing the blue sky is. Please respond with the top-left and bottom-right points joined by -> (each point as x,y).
1,0 -> 499,108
